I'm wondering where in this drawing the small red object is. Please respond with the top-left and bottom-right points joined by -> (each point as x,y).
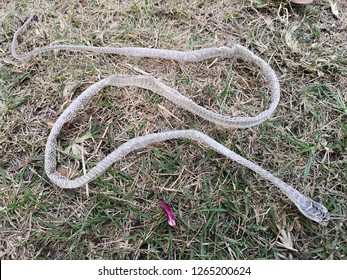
160,199 -> 176,228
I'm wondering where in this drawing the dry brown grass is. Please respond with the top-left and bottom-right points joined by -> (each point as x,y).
0,0 -> 346,259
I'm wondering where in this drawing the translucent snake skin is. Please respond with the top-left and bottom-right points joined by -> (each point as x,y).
11,14 -> 330,225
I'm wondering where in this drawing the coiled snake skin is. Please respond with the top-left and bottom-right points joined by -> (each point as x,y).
12,14 -> 330,225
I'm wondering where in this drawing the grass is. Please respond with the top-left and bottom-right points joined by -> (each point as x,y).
0,0 -> 346,259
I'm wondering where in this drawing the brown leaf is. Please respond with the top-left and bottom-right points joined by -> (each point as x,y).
81,0 -> 88,7
57,165 -> 79,179
276,218 -> 298,252
44,119 -> 55,128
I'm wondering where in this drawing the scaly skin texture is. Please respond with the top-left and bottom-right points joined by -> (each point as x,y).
12,14 -> 330,225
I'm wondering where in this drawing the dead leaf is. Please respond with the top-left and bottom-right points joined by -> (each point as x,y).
329,0 -> 339,18
293,217 -> 302,234
44,120 -> 55,128
63,81 -> 78,99
276,219 -> 298,252
81,0 -> 88,8
45,119 -> 70,132
57,165 -> 79,179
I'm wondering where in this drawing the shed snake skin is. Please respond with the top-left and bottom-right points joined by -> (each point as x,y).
11,14 -> 330,225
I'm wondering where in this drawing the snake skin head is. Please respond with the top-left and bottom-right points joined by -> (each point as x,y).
298,200 -> 330,226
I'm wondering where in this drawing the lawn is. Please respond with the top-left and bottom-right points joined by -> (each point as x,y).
0,0 -> 346,259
